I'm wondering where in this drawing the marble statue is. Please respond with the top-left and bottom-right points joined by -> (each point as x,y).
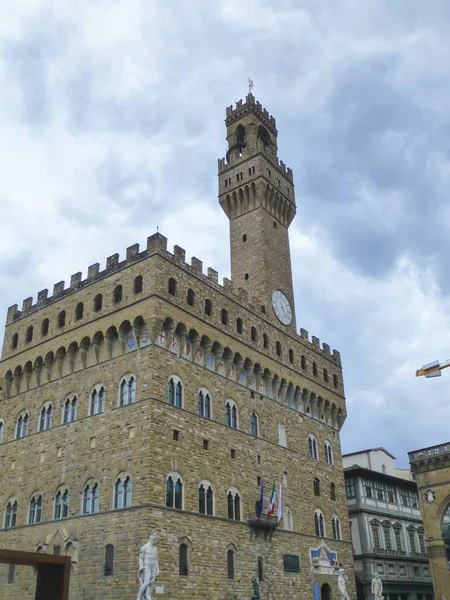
371,573 -> 384,600
137,533 -> 160,600
337,568 -> 350,600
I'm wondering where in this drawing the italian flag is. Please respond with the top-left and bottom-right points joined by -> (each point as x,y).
267,482 -> 276,516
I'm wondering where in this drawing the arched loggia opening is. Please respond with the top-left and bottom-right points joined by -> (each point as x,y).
321,582 -> 332,600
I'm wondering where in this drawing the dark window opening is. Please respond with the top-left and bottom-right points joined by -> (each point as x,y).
173,429 -> 179,441
261,305 -> 266,313
231,449 -> 236,459
205,298 -> 212,316
94,294 -> 103,312
243,234 -> 247,242
8,564 -> 15,584
301,356 -> 306,369
330,483 -> 336,501
227,550 -> 235,579
263,333 -> 269,349
323,368 -> 329,383
203,439 -> 209,450
237,318 -> 243,334
104,544 -> 114,576
251,327 -> 257,342
113,285 -> 122,304
283,555 -> 300,573
41,319 -> 49,336
11,333 -> 19,349
75,302 -> 84,320
273,220 -> 277,228
221,309 -> 229,325
313,362 -> 318,376
58,311 -> 66,328
276,341 -> 282,356
333,374 -> 338,388
168,278 -> 177,296
179,544 -> 188,576
134,275 -> 143,294
244,273 -> 249,280
25,326 -> 33,343
53,546 -> 61,555
187,288 -> 195,306
314,478 -> 321,497
289,349 -> 294,364
258,557 -> 264,581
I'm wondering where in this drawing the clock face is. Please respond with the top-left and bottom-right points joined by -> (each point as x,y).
272,290 -> 292,326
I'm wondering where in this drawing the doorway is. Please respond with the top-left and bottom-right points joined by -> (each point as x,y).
321,583 -> 332,600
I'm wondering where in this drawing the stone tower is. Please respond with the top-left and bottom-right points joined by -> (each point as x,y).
218,93 -> 297,333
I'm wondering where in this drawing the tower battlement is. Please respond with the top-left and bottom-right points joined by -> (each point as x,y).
225,93 -> 277,134
6,233 -> 341,366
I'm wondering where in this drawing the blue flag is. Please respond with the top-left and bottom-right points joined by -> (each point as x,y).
257,478 -> 264,518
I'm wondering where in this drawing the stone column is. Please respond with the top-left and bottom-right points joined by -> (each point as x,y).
428,538 -> 450,598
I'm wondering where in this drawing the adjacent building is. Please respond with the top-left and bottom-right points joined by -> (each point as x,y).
344,448 -> 434,600
0,93 -> 354,599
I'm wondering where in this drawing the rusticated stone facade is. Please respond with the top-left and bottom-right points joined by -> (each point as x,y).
0,95 -> 354,600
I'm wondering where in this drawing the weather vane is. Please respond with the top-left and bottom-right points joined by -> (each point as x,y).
248,78 -> 254,94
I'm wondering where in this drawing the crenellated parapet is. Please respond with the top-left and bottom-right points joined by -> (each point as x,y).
225,93 -> 277,133
5,233 -> 342,367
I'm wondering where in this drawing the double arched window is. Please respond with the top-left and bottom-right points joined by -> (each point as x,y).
39,403 -> 53,432
90,385 -> 105,415
324,441 -> 334,465
308,434 -> 318,460
168,376 -> 183,408
314,509 -> 325,537
197,389 -> 211,419
332,515 -> 341,540
250,412 -> 258,437
16,412 -> 29,439
198,481 -> 214,516
4,499 -> 17,529
225,400 -> 238,429
227,488 -> 241,521
63,395 -> 78,424
28,494 -> 42,524
54,489 -> 70,520
114,475 -> 132,509
166,473 -> 183,510
119,374 -> 136,407
83,483 -> 99,514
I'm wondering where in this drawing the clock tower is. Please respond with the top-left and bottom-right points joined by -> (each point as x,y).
218,93 -> 297,333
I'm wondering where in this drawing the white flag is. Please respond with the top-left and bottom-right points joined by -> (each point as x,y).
276,483 -> 283,522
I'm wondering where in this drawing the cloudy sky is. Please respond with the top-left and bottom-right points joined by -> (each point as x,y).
2,0 -> 450,468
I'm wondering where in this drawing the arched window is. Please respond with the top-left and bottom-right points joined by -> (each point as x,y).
263,334 -> 269,349
4,499 -> 18,529
251,327 -> 257,342
54,489 -> 69,520
333,374 -> 338,388
11,332 -> 19,349
63,395 -> 78,424
41,318 -> 49,336
313,478 -> 321,497
225,401 -> 238,429
236,318 -> 243,334
394,523 -> 403,551
227,489 -> 241,521
198,481 -> 214,516
236,124 -> 246,146
314,509 -> 325,537
221,309 -> 229,325
119,374 -> 136,407
168,278 -> 177,296
278,423 -> 287,447
168,376 -> 183,408
324,441 -> 334,465
276,341 -> 282,356
25,326 -> 33,343
114,476 -> 132,509
16,413 -> 29,439
323,368 -> 329,383
301,355 -> 306,370
283,506 -> 293,531
250,412 -> 258,437
227,549 -> 235,579
330,482 -> 336,501
313,362 -> 318,376
197,389 -> 212,419
83,483 -> 99,514
90,385 -> 105,415
104,545 -> 114,576
332,515 -> 341,540
308,434 -> 318,460
289,349 -> 294,364
113,285 -> 122,304
205,298 -> 212,316
179,543 -> 188,576
39,404 -> 53,432
94,294 -> 103,312
134,275 -> 143,294
58,311 -> 66,328
166,473 -> 183,509
75,302 -> 84,321
258,556 -> 264,581
382,464 -> 387,474
187,289 -> 195,306
28,494 -> 42,524
0,420 -> 4,444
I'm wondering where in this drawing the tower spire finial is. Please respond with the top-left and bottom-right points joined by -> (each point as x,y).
248,78 -> 254,94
